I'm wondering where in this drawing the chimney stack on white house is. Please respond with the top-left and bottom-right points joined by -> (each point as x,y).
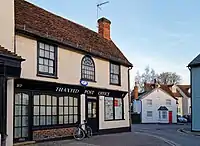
98,17 -> 111,40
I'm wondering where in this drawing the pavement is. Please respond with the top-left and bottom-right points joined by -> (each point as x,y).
32,123 -> 200,146
34,131 -> 170,146
179,127 -> 200,136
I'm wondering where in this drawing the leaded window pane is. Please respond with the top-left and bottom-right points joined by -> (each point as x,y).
81,56 -> 95,81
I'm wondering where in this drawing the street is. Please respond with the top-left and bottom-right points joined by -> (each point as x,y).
133,124 -> 200,146
33,124 -> 200,146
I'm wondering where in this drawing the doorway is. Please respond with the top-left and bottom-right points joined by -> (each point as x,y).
85,96 -> 99,134
13,92 -> 31,142
168,111 -> 172,124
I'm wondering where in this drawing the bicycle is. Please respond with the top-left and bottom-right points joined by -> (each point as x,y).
73,120 -> 93,141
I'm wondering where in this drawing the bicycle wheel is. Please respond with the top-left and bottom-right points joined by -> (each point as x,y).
73,127 -> 85,141
86,126 -> 93,138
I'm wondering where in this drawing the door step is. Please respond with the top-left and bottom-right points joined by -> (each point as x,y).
13,141 -> 36,146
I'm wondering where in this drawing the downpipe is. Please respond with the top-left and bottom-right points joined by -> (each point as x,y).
128,66 -> 133,131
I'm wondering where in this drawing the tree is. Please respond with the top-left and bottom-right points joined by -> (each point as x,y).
134,66 -> 182,92
158,72 -> 181,85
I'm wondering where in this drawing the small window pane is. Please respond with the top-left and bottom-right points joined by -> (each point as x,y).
34,116 -> 39,126
39,58 -> 44,64
44,59 -> 49,65
52,107 -> 57,115
39,65 -> 45,72
40,116 -> 45,125
14,128 -> 21,138
50,52 -> 54,59
46,116 -> 51,125
45,44 -> 49,50
44,65 -> 48,72
46,95 -> 51,105
34,106 -> 39,115
34,95 -> 39,105
69,107 -> 73,114
59,116 -> 63,124
74,98 -> 78,106
64,107 -> 68,114
22,94 -> 29,105
69,115 -> 73,123
40,106 -> 45,115
50,46 -> 54,52
49,67 -> 53,74
22,127 -> 28,137
15,93 -> 21,104
45,51 -> 49,58
64,96 -> 68,105
39,43 -> 45,49
74,107 -> 78,114
69,97 -> 73,106
47,107 -> 51,115
49,60 -> 53,67
64,116 -> 68,124
22,116 -> 28,126
59,97 -> 63,105
52,116 -> 57,124
52,96 -> 57,105
59,107 -> 63,115
15,117 -> 21,127
39,49 -> 44,57
74,115 -> 78,123
40,95 -> 46,105
22,106 -> 28,115
15,106 -> 21,115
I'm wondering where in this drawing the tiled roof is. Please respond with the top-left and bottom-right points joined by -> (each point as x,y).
188,54 -> 200,67
15,0 -> 132,67
177,85 -> 191,97
0,45 -> 24,60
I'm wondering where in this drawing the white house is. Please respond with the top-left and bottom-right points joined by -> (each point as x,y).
170,85 -> 191,116
188,54 -> 200,131
132,82 -> 177,124
0,0 -> 133,145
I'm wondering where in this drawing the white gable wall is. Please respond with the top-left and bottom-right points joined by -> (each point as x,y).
141,88 -> 177,123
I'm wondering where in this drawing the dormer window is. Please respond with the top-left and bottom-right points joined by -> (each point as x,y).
81,55 -> 95,81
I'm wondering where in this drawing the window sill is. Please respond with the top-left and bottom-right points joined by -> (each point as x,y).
37,73 -> 58,79
110,83 -> 121,86
81,78 -> 97,83
104,119 -> 125,121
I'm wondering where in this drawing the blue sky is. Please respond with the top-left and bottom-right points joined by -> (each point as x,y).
28,0 -> 200,88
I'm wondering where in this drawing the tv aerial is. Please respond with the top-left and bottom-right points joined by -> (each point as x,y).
96,1 -> 109,19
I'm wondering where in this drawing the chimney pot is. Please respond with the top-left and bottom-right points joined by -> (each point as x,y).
97,17 -> 111,40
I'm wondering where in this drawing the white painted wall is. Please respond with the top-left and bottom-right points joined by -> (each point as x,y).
191,67 -> 200,131
0,0 -> 14,51
15,35 -> 128,92
177,97 -> 183,116
99,95 -> 129,129
141,88 -> 177,124
6,79 -> 14,146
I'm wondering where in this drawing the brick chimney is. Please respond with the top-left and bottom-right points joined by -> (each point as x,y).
98,17 -> 111,40
133,82 -> 139,100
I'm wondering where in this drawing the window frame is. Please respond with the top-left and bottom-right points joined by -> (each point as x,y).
166,99 -> 171,106
37,41 -> 58,78
109,62 -> 121,86
147,111 -> 153,118
32,93 -> 80,129
146,99 -> 153,106
81,55 -> 96,82
104,97 -> 124,121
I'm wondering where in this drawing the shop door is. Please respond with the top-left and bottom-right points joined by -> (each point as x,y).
168,111 -> 172,124
86,96 -> 99,134
14,92 -> 31,142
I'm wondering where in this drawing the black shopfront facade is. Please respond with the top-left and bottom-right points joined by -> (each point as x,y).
13,78 -> 127,143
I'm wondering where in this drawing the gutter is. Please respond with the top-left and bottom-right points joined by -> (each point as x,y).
128,66 -> 133,131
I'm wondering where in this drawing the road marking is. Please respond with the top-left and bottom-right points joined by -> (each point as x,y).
135,131 -> 180,146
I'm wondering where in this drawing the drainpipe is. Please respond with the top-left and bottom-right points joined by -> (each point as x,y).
128,66 -> 133,131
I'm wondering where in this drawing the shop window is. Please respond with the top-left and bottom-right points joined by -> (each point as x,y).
110,63 -> 120,85
37,42 -> 57,77
81,55 -> 95,81
104,97 -> 124,121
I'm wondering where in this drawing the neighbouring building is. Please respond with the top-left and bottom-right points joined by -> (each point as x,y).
132,81 -> 177,124
188,54 -> 200,131
0,0 -> 133,145
170,85 -> 191,116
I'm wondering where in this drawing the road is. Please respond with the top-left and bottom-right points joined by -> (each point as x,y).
132,124 -> 200,146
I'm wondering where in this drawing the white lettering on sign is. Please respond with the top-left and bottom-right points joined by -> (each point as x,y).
84,90 -> 95,95
98,91 -> 110,96
56,87 -> 79,93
